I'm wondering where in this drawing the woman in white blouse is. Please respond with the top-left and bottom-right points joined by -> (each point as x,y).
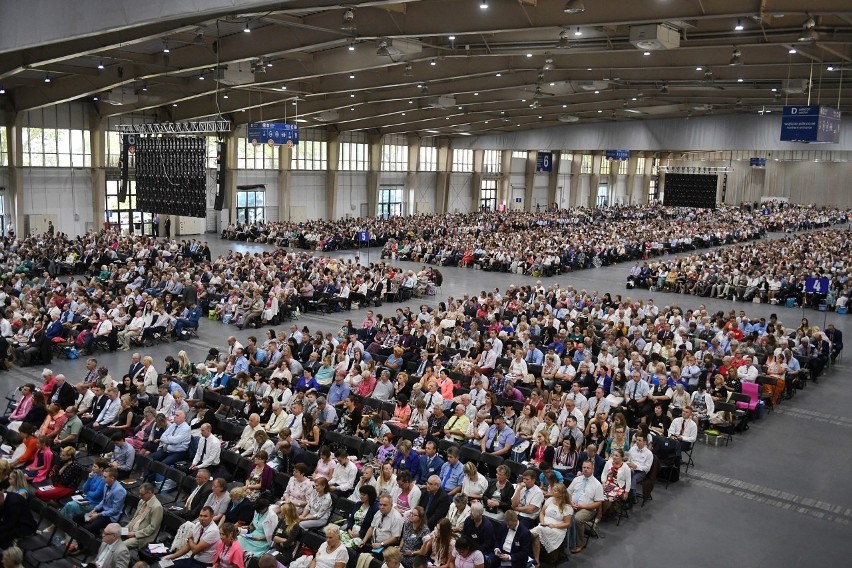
299,477 -> 333,530
309,525 -> 348,568
507,350 -> 528,378
461,462 -> 488,501
445,493 -> 471,534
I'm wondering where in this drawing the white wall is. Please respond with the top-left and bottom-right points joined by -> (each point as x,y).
23,168 -> 93,235
290,172 -> 327,220
337,172 -> 368,218
447,173 -> 472,213
412,172 -> 436,214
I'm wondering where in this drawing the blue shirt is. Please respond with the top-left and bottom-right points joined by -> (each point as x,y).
328,381 -> 351,406
160,421 -> 191,453
82,473 -> 106,505
538,469 -> 564,486
393,450 -> 421,479
525,348 -> 544,366
95,480 -> 127,522
484,425 -> 516,452
294,376 -> 320,392
234,356 -> 250,376
168,382 -> 187,399
438,460 -> 465,492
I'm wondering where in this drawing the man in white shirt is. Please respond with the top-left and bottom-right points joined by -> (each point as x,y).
359,495 -> 403,551
626,434 -> 654,489
423,382 -> 444,413
191,424 -> 222,470
329,450 -> 358,495
737,356 -> 759,382
284,402 -> 304,440
586,387 -> 611,420
163,507 -> 221,566
93,387 -> 121,429
265,403 -> 288,434
565,381 -> 588,415
479,342 -> 498,374
568,461 -> 604,554
510,470 -> 545,529
234,414 -> 263,453
667,406 -> 698,460
154,384 -> 175,417
554,355 -> 577,383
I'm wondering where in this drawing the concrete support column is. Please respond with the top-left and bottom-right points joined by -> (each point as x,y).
278,143 -> 292,221
523,152 -> 536,212
471,149 -> 484,211
498,150 -> 511,208
547,153 -> 561,207
569,154 -> 581,207
6,112 -> 24,236
625,154 -> 639,204
224,130 -> 239,223
89,115 -> 107,231
366,134 -> 382,217
435,138 -> 451,213
326,132 -> 340,219
640,156 -> 653,203
406,134 -> 421,215
589,153 -> 602,207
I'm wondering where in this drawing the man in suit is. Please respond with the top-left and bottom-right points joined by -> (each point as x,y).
122,482 -> 163,550
416,441 -> 444,485
94,523 -> 131,568
491,510 -> 531,568
81,383 -> 109,426
49,373 -> 77,409
178,469 -> 213,521
127,352 -> 145,382
75,467 -> 126,533
421,475 -> 451,529
826,324 -> 844,362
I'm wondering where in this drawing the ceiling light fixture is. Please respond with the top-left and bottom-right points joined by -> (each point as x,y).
93,96 -> 98,101
696,66 -> 703,71
574,27 -> 582,36
172,103 -> 178,107
789,48 -> 797,54
729,48 -> 742,66
430,58 -> 437,66
198,72 -> 205,80
449,35 -> 456,41
543,58 -> 554,71
496,73 -> 502,77
479,1 -> 489,10
0,87 -> 5,94
526,53 -> 533,58
243,22 -> 251,33
798,17 -> 818,42
348,42 -> 355,51
223,93 -> 229,99
735,19 -> 744,31
563,0 -> 585,14
643,51 -> 651,56
403,64 -> 413,77
163,43 -> 170,53
737,78 -> 744,82
97,60 -> 104,70
44,73 -> 51,83
827,64 -> 835,71
349,73 -> 355,79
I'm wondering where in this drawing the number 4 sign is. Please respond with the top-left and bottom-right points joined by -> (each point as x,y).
805,277 -> 829,294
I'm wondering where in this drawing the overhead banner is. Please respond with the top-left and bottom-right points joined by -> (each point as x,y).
780,105 -> 841,143
247,122 -> 299,147
749,157 -> 766,168
535,151 -> 553,172
605,149 -> 630,161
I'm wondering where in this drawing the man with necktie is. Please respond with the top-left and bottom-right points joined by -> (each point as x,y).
92,523 -> 130,568
122,482 -> 163,550
178,469 -> 213,521
436,446 -> 464,496
667,406 -> 698,460
567,461 -> 604,554
147,410 -> 191,474
416,441 -> 444,485
75,467 -> 127,533
190,424 -> 222,472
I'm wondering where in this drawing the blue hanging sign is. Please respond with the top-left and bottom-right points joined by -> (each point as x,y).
749,157 -> 766,168
804,277 -> 830,294
536,151 -> 553,172
605,150 -> 630,161
247,122 -> 300,147
780,105 -> 841,143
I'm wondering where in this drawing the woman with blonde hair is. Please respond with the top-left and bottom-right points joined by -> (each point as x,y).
177,350 -> 194,380
270,502 -> 303,565
530,483 -> 573,567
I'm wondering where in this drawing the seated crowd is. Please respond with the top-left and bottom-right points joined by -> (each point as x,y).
0,279 -> 843,568
627,227 -> 851,311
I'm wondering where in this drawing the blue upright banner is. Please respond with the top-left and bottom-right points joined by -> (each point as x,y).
805,277 -> 830,294
605,150 -> 630,161
247,122 -> 300,147
357,231 -> 370,243
780,105 -> 841,143
536,151 -> 553,172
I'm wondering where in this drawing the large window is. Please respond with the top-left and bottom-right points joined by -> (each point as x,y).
291,140 -> 327,170
600,159 -> 611,175
381,144 -> 408,172
239,138 -> 279,169
480,179 -> 497,211
105,179 -> 153,235
636,158 -> 646,176
580,154 -> 593,174
340,142 -> 369,171
512,151 -> 527,159
22,128 -> 90,167
649,178 -> 659,202
618,160 -> 629,175
483,150 -> 501,174
596,185 -> 609,207
236,189 -> 265,224
419,146 -> 437,172
0,129 -> 7,167
378,186 -> 403,218
452,149 -> 473,172
106,131 -> 123,168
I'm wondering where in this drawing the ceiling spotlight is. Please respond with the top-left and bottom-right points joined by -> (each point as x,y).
223,93 -> 229,99
496,73 -> 502,77
163,43 -> 170,53
479,1 -> 489,10
799,17 -> 818,42
449,35 -> 456,41
643,51 -> 651,56
543,58 -> 554,70
198,72 -> 205,80
172,103 -> 178,107
350,93 -> 355,98
594,90 -> 599,94
0,87 -> 5,94
243,22 -> 251,33
97,60 -> 104,70
574,27 -> 582,36
44,73 -> 51,83
526,53 -> 533,58
729,49 -> 742,66
735,19 -> 744,31
696,66 -> 703,71
660,83 -> 669,94
474,92 -> 479,95
789,48 -> 797,54
349,73 -> 355,79
430,58 -> 437,66
771,87 -> 777,92
737,78 -> 743,82
266,61 -> 273,68
563,0 -> 585,13
93,96 -> 98,101
348,42 -> 355,51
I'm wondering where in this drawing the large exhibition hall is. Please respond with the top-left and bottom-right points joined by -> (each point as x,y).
0,1 -> 849,567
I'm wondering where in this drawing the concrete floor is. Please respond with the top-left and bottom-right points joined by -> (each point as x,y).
4,234 -> 849,567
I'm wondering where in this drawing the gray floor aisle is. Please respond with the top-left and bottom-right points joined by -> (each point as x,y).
3,235 -> 848,567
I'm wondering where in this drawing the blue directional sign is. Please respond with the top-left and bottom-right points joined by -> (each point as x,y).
536,151 -> 553,172
749,157 -> 766,168
605,150 -> 630,161
780,105 -> 841,143
805,277 -> 830,294
247,122 -> 299,146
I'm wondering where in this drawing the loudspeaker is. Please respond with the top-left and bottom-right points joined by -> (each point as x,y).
119,134 -> 136,202
214,141 -> 226,211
